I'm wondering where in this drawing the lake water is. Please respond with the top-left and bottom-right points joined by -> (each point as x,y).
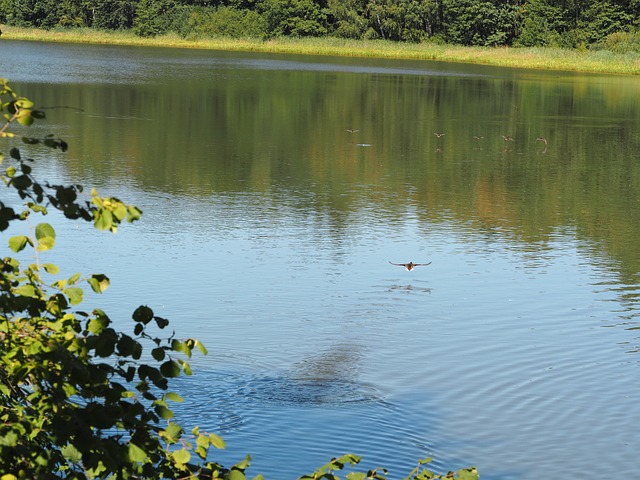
2,40 -> 640,479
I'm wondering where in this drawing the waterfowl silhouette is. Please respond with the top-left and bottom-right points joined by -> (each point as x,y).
345,129 -> 360,133
474,135 -> 484,140
502,135 -> 515,141
434,132 -> 445,138
389,261 -> 432,271
536,136 -> 548,145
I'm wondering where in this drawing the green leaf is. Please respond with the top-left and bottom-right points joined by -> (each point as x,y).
133,305 -> 154,324
29,204 -> 47,214
234,455 -> 252,470
87,315 -> 109,334
194,339 -> 208,355
65,287 -> 84,305
61,444 -> 82,463
154,316 -> 170,329
346,474 -> 367,480
42,263 -> 59,274
336,454 -> 361,467
35,223 -> 56,251
11,174 -> 32,189
36,236 -> 55,252
151,347 -> 166,361
0,431 -> 18,446
88,274 -> 110,293
457,468 -> 479,480
160,360 -> 181,378
165,391 -> 183,403
172,449 -> 191,466
15,98 -> 34,109
9,235 -> 31,252
35,222 -> 56,241
112,202 -> 127,221
229,470 -> 246,480
94,208 -> 113,231
154,404 -> 174,420
179,359 -> 192,376
94,330 -> 117,357
128,443 -> 148,463
164,422 -> 183,443
14,285 -> 35,297
209,433 -> 226,449
117,335 -> 139,357
171,339 -> 185,353
127,205 -> 142,222
196,435 -> 209,454
16,108 -> 34,126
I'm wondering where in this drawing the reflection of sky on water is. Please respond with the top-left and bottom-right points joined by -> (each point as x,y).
14,183 -> 637,479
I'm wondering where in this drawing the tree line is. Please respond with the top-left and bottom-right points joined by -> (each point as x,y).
1,0 -> 640,50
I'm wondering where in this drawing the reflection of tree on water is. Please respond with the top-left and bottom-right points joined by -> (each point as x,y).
24,68 -> 640,284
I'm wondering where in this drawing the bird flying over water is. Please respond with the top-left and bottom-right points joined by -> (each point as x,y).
389,261 -> 432,271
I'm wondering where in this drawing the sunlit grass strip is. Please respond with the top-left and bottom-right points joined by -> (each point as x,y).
2,26 -> 640,75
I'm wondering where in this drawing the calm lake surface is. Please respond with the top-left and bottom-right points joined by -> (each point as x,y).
2,39 -> 640,479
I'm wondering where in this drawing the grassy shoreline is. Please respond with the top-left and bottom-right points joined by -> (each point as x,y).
2,25 -> 640,75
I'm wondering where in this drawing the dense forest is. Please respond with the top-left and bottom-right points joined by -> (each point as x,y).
1,0 -> 640,50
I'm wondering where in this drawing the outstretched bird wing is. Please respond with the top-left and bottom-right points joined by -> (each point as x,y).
388,261 -> 432,267
389,261 -> 407,267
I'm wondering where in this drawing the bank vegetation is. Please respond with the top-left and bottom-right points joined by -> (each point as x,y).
1,25 -> 639,75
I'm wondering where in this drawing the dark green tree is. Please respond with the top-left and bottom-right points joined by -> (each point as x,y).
0,0 -> 60,27
88,0 -> 136,30
56,0 -> 88,27
326,0 -> 368,39
133,0 -> 178,36
578,0 -> 632,44
363,0 -> 437,41
440,0 -> 519,45
258,0 -> 329,37
516,0 -> 566,46
178,5 -> 266,39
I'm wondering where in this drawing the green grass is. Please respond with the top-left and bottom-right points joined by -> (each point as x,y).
2,25 -> 640,75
